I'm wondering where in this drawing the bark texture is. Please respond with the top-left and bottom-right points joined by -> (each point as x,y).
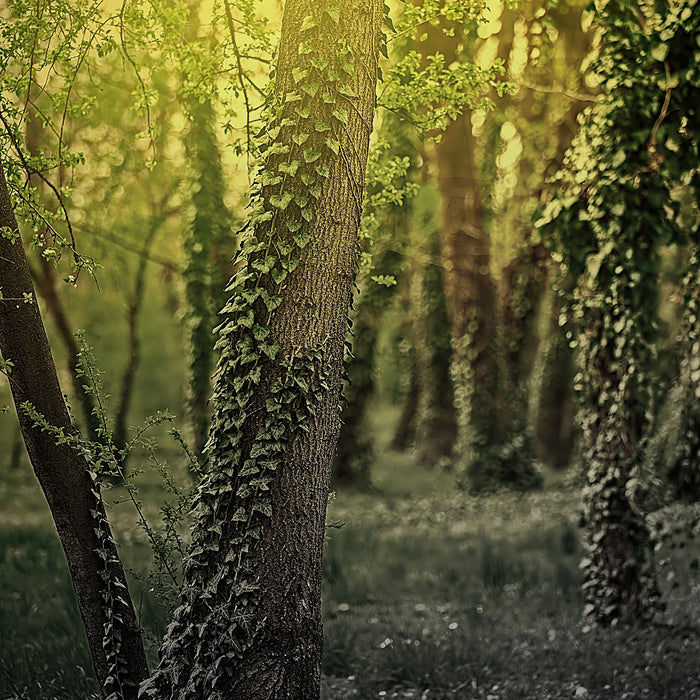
0,163 -> 148,697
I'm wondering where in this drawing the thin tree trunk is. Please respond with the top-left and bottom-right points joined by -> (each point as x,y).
114,212 -> 165,456
182,97 -> 233,463
142,2 -> 383,697
0,163 -> 148,698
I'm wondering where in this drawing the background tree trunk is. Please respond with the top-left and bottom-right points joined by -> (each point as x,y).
0,163 -> 148,698
434,115 -> 500,475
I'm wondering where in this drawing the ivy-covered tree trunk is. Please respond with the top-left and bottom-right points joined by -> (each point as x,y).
142,2 -> 383,698
540,0 -> 700,623
182,98 -> 233,462
0,163 -> 149,698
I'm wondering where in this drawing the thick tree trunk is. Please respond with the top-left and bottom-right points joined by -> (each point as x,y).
142,2 -> 383,698
434,116 -> 500,473
0,164 -> 148,697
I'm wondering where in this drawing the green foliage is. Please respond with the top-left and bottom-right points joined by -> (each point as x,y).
381,0 -> 508,133
538,0 -> 700,624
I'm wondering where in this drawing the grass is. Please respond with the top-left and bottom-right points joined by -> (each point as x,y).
1,407 -> 699,699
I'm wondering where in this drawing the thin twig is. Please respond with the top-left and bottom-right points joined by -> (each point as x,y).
223,0 -> 253,171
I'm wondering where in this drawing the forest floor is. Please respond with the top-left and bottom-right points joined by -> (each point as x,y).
0,408 -> 699,699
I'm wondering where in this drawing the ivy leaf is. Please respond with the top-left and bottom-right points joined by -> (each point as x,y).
300,207 -> 314,222
252,324 -> 270,341
300,16 -> 319,32
260,340 -> 280,360
260,289 -> 283,311
294,194 -> 309,208
231,506 -> 248,521
261,171 -> 283,187
278,160 -> 301,176
286,220 -> 303,232
281,257 -> 300,273
338,84 -> 357,98
325,137 -> 340,155
315,163 -> 330,178
252,500 -> 272,517
294,231 -> 311,248
300,172 -> 316,186
309,184 -> 322,199
270,267 -> 288,284
295,375 -> 309,392
268,142 -> 290,156
252,255 -> 277,274
239,461 -> 259,478
292,132 -> 309,146
277,240 -> 293,257
310,57 -> 329,71
295,106 -> 311,119
314,119 -> 331,132
303,147 -> 322,163
292,67 -> 309,83
270,192 -> 294,210
301,81 -> 320,98
332,108 -> 348,125
322,89 -> 336,104
324,4 -> 340,23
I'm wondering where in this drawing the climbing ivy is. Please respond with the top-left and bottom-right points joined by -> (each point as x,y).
537,0 -> 700,623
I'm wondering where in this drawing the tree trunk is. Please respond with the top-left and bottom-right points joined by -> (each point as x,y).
142,2 -> 383,698
410,207 -> 456,467
0,163 -> 148,698
434,116 -> 500,476
114,212 -> 164,456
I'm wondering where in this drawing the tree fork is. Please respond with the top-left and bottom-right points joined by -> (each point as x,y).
0,163 -> 149,698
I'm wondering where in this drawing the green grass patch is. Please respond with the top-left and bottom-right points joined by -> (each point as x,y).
0,423 -> 699,699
